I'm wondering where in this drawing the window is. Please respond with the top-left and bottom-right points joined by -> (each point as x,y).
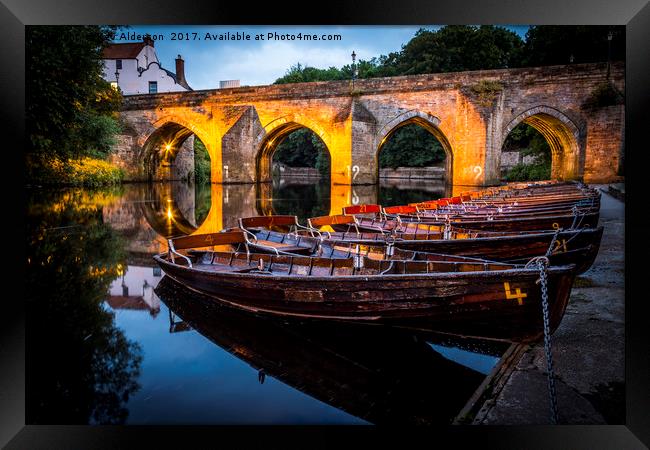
149,81 -> 158,94
110,81 -> 118,90
116,59 -> 122,70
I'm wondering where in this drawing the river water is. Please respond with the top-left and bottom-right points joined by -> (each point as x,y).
25,179 -> 509,425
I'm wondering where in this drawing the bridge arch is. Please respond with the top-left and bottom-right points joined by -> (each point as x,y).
255,116 -> 332,183
140,116 -> 213,182
375,110 -> 453,183
501,106 -> 583,181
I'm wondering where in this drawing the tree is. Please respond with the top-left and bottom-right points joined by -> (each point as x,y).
522,26 -> 625,66
391,26 -> 524,75
272,129 -> 330,176
275,63 -> 348,84
26,26 -> 123,159
193,137 -> 211,184
379,124 -> 446,169
502,123 -> 552,181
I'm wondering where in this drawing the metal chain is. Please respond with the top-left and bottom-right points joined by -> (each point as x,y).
537,257 -> 560,424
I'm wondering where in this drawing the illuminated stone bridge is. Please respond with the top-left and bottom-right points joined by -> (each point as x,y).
112,61 -> 625,187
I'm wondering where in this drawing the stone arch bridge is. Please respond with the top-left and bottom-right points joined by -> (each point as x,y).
113,61 -> 624,186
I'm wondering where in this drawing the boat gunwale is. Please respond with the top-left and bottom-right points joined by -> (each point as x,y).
153,252 -> 576,281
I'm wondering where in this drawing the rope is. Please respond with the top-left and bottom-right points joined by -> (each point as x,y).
545,228 -> 562,257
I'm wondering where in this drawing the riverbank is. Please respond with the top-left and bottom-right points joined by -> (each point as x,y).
458,186 -> 624,424
27,155 -> 124,187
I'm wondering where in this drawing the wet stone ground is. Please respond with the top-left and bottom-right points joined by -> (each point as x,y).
474,187 -> 624,424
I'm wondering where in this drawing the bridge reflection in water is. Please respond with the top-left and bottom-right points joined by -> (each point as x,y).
154,276 -> 506,425
103,179 -> 452,256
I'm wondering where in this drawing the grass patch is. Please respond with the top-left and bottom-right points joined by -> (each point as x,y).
503,161 -> 551,181
470,80 -> 503,107
27,154 -> 124,187
574,277 -> 596,288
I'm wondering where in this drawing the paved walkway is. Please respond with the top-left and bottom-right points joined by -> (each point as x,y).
473,186 -> 625,424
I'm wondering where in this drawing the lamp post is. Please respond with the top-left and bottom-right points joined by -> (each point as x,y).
606,30 -> 613,80
351,50 -> 356,92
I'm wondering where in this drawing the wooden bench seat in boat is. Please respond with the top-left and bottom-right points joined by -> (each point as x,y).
250,239 -> 314,255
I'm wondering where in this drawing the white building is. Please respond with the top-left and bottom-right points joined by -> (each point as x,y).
102,36 -> 192,95
220,80 -> 240,89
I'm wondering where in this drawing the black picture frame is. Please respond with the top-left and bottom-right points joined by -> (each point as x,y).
6,0 -> 649,448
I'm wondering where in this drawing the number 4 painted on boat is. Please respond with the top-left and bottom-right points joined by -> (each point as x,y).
504,282 -> 527,305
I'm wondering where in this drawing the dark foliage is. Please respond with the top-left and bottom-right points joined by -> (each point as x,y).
379,124 -> 446,169
522,26 -> 624,66
273,129 -> 330,176
27,26 -> 123,159
26,189 -> 142,424
193,137 -> 212,184
502,123 -> 552,181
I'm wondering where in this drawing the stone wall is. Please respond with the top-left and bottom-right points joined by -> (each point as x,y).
379,166 -> 445,179
499,151 -> 542,172
172,135 -> 195,181
272,163 -> 322,179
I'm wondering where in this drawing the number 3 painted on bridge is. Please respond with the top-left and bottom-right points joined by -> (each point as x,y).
347,165 -> 360,181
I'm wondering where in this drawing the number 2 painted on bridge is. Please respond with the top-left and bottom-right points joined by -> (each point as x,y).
347,165 -> 360,181
473,166 -> 482,181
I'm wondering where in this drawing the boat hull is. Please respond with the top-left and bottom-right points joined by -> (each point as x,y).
154,254 -> 575,343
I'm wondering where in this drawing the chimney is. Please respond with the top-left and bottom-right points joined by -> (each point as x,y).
175,55 -> 186,85
143,34 -> 154,47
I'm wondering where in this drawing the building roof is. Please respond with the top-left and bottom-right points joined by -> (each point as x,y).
162,67 -> 193,91
103,42 -> 146,59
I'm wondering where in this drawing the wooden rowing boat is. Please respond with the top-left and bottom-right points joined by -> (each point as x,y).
153,231 -> 577,342
340,210 -> 600,232
339,182 -> 601,232
236,216 -> 603,275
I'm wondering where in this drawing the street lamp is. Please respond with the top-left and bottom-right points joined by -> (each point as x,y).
351,50 -> 357,92
606,30 -> 613,80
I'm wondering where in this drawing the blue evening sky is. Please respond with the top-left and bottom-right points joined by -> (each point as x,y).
113,26 -> 530,90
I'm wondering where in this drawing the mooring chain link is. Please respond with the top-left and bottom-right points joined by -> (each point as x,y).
523,255 -> 559,424
536,256 -> 560,424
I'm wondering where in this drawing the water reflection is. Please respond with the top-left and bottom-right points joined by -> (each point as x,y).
103,179 -> 451,240
107,265 -> 162,318
26,188 -> 143,424
26,179 -> 488,425
154,276 -> 501,425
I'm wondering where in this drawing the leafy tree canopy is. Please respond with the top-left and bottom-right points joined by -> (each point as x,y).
379,124 -> 446,169
27,26 -> 123,159
522,25 -> 625,66
272,129 -> 330,176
